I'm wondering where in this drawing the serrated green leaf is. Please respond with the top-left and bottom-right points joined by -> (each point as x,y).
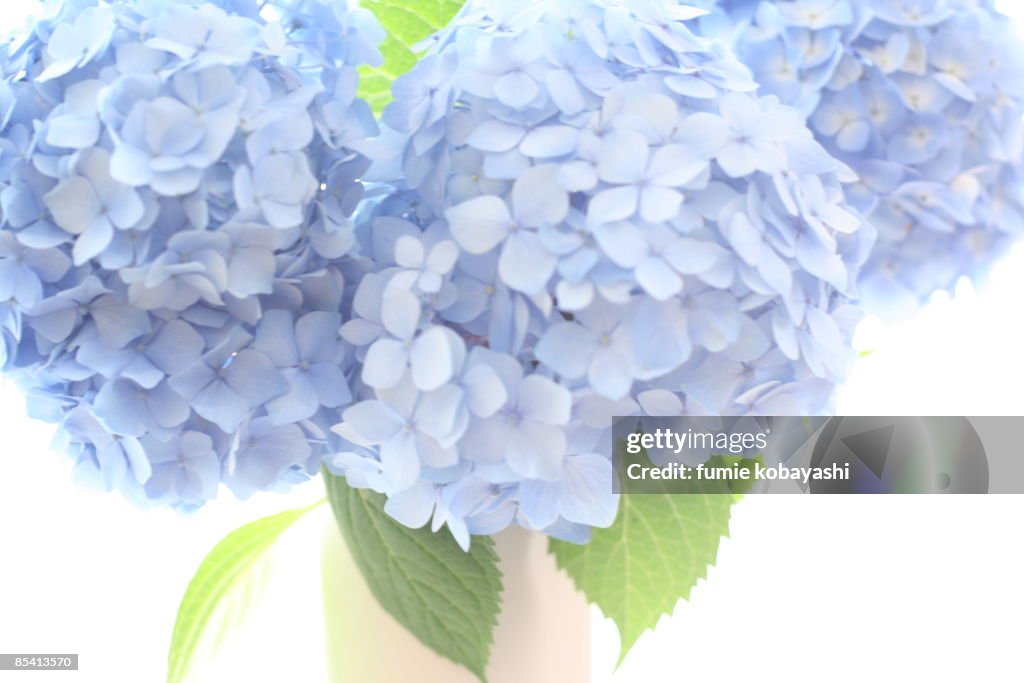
166,501 -> 322,683
551,481 -> 735,665
324,471 -> 502,681
358,0 -> 464,113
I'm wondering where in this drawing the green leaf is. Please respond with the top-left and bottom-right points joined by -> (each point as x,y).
324,472 -> 502,682
550,483 -> 735,665
166,502 -> 322,683
358,0 -> 465,112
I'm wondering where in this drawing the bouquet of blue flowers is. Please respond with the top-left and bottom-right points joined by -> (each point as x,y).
330,0 -> 870,552
717,0 -> 1024,318
1,0 -> 1021,681
0,0 -> 382,505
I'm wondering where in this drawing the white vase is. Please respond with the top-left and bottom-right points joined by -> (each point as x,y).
321,523 -> 591,682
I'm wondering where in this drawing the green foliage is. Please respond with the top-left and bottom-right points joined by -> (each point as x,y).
359,0 -> 464,112
166,502 -> 321,683
551,473 -> 736,665
324,471 -> 502,681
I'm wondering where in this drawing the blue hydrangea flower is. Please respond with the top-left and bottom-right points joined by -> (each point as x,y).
326,0 -> 872,549
719,0 -> 1024,319
0,0 -> 382,509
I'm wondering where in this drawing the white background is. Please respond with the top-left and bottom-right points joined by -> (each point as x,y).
2,2 -> 1024,682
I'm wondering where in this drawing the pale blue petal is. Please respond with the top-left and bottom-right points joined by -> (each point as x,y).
264,368 -> 320,424
384,481 -> 436,528
593,222 -> 647,267
587,346 -> 633,399
587,185 -> 639,224
94,379 -> 151,437
296,311 -> 344,363
415,383 -> 462,441
511,164 -> 569,227
362,338 -> 409,388
493,71 -> 538,108
147,381 -> 191,428
122,437 -> 153,485
639,186 -> 683,222
636,389 -> 684,416
517,375 -> 571,425
461,362 -> 508,418
146,320 -> 205,375
71,221 -> 114,266
410,327 -> 455,391
519,126 -> 579,158
106,189 -> 145,230
535,322 -> 597,379
717,141 -> 761,178
43,177 -> 99,235
690,293 -> 743,352
381,287 -> 421,341
518,478 -> 561,529
90,296 -> 152,348
558,454 -> 618,527
306,363 -> 352,408
227,246 -> 276,297
757,249 -> 794,296
254,309 -> 300,367
635,257 -> 682,300
343,401 -> 404,443
498,231 -> 556,294
647,144 -> 708,186
192,379 -> 250,432
596,130 -> 648,184
506,421 -> 565,481
380,434 -> 422,492
466,120 -> 524,153
223,349 -> 287,406
227,420 -> 311,499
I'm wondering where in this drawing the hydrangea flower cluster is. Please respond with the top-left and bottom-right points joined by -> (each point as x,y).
720,0 -> 1024,318
0,0 -> 383,508
326,0 -> 872,548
